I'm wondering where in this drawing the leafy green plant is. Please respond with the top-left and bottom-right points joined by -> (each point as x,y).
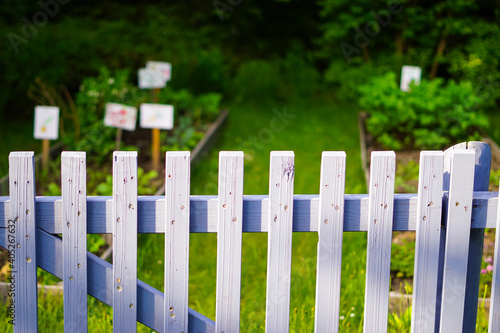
93,167 -> 159,196
391,233 -> 415,279
359,72 -> 488,150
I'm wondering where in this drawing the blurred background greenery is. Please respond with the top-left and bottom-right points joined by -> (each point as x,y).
0,0 -> 499,331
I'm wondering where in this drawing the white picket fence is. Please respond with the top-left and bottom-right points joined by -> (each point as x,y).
1,141 -> 500,332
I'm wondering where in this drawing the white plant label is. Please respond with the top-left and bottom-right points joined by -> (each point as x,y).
140,104 -> 174,130
400,65 -> 422,92
146,61 -> 172,82
34,106 -> 60,140
138,68 -> 165,89
104,103 -> 137,131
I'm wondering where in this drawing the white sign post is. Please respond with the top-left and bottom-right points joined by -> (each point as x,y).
140,104 -> 174,130
104,103 -> 137,150
34,106 -> 60,170
138,68 -> 165,89
140,103 -> 174,172
138,61 -> 172,171
400,65 -> 422,92
146,61 -> 172,83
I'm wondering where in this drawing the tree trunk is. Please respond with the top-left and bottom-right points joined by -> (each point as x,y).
429,33 -> 447,79
395,30 -> 404,55
362,46 -> 371,62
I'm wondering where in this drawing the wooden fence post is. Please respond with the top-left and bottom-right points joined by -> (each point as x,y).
438,150 -> 475,332
62,152 -> 88,332
410,151 -> 444,333
164,151 -> 191,332
463,141 -> 491,332
216,151 -> 244,332
113,151 -> 138,332
314,152 -> 346,333
9,152 -> 37,332
265,151 -> 295,332
363,151 -> 396,333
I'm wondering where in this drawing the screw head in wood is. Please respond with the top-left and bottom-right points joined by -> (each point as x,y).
26,257 -> 31,263
117,286 -> 122,291
69,276 -> 74,281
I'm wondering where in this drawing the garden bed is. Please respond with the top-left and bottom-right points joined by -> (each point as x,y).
358,110 -> 499,305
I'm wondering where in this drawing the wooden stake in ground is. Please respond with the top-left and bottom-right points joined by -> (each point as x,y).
115,128 -> 123,151
152,88 -> 161,172
42,139 -> 50,170
140,102 -> 175,174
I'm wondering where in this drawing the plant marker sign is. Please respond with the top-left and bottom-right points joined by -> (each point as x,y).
140,104 -> 174,130
138,68 -> 165,89
34,106 -> 60,140
400,65 -> 422,92
104,103 -> 137,131
146,61 -> 172,83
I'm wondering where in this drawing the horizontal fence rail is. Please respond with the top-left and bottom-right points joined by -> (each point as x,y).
1,141 -> 500,332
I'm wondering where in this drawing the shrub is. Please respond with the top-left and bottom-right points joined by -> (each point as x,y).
359,72 -> 488,150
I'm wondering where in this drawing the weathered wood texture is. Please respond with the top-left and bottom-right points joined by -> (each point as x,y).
113,152 -> 138,332
314,152 -> 346,333
363,151 -> 396,333
439,150 -> 476,332
62,152 -> 88,332
2,144 -> 500,333
9,152 -> 37,333
164,152 -> 191,332
411,151 -> 444,333
216,152 -> 244,333
266,151 -> 295,332
463,142 -> 491,332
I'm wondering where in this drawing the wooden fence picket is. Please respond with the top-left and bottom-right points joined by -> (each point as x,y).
438,150 -> 475,332
265,151 -> 295,332
363,151 -> 396,333
215,151 -> 244,332
489,181 -> 500,331
62,152 -> 88,332
4,143 -> 500,333
164,151 -> 191,332
314,152 -> 346,333
9,152 -> 37,333
463,141 -> 491,332
113,152 -> 138,332
410,151 -> 444,333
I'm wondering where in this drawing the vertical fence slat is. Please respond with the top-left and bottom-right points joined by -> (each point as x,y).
363,151 -> 395,333
113,151 -> 138,332
215,151 -> 244,332
434,142 -> 467,329
62,152 -> 88,332
314,152 -> 346,333
438,150 -> 475,332
489,180 -> 500,332
410,151 -> 444,333
463,141 -> 491,332
265,151 -> 295,332
164,151 -> 191,332
9,152 -> 37,332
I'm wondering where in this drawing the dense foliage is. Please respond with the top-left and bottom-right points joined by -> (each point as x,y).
359,72 -> 488,149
